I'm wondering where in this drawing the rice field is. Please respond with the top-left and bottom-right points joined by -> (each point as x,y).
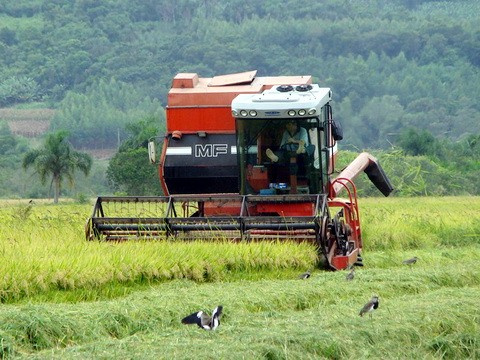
0,197 -> 478,359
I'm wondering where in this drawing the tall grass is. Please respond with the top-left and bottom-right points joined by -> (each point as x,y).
359,196 -> 480,250
0,203 -> 317,303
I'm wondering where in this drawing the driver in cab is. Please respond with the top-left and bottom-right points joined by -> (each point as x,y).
266,120 -> 309,163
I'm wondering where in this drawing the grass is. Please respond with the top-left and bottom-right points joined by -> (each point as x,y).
2,257 -> 479,359
0,197 -> 478,358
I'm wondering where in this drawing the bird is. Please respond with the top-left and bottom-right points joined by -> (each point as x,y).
181,305 -> 223,330
298,270 -> 311,279
345,268 -> 355,281
359,296 -> 379,317
402,256 -> 418,266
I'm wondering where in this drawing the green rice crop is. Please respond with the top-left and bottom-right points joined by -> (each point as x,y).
0,202 -> 317,303
359,196 -> 480,250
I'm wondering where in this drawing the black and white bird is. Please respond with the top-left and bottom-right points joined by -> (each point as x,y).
298,270 -> 311,279
402,256 -> 418,266
181,305 -> 223,330
359,296 -> 379,317
345,268 -> 355,281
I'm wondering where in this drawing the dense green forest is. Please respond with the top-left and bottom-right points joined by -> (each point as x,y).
0,0 -> 479,198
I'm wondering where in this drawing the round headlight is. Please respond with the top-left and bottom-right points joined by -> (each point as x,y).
249,110 -> 257,117
298,109 -> 306,116
288,110 -> 296,116
232,110 -> 238,117
240,110 -> 248,117
308,108 -> 316,115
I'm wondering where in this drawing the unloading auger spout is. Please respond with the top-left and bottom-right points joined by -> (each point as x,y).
331,152 -> 394,198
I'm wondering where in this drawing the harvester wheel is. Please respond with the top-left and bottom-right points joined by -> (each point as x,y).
316,216 -> 331,270
333,217 -> 349,256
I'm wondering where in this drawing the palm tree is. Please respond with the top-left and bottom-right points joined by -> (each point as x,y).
22,130 -> 92,203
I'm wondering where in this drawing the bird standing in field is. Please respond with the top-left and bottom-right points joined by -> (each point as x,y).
402,256 -> 418,266
182,305 -> 223,330
359,296 -> 379,317
298,270 -> 311,279
345,268 -> 355,281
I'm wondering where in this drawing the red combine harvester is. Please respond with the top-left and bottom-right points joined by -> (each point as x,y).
86,71 -> 393,270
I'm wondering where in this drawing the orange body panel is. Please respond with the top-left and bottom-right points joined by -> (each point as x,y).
166,107 -> 235,132
203,201 -> 242,216
255,202 -> 315,216
168,89 -> 259,107
330,249 -> 359,270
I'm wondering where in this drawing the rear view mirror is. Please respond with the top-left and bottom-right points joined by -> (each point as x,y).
148,141 -> 156,164
332,120 -> 343,141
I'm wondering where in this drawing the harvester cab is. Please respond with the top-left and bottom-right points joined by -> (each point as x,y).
233,84 -> 334,198
86,71 -> 393,270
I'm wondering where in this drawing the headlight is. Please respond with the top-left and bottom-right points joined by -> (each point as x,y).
240,110 -> 248,117
298,109 -> 306,116
231,110 -> 238,117
288,110 -> 296,116
249,110 -> 257,117
308,108 -> 316,115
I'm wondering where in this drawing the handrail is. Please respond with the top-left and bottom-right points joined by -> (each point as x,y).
329,177 -> 361,242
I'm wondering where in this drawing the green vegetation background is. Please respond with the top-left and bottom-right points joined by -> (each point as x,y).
0,0 -> 479,198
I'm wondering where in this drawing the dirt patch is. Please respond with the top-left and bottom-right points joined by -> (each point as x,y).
1,108 -> 117,159
1,108 -> 55,137
8,120 -> 51,137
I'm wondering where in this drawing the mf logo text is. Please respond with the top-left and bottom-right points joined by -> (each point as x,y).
194,144 -> 228,157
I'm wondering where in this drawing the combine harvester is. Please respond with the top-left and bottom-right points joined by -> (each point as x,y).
86,71 -> 393,270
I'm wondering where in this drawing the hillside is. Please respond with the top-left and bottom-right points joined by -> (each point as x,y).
0,0 -> 479,149
1,108 -> 117,160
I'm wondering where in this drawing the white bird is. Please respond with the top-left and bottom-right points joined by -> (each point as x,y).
182,305 -> 223,330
